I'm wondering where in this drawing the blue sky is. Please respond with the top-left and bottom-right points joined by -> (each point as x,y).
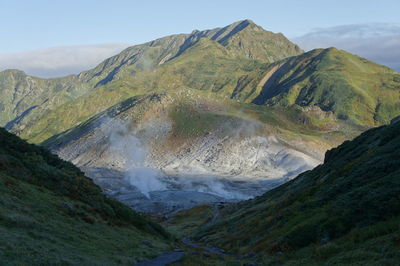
2,0 -> 399,52
1,0 -> 399,76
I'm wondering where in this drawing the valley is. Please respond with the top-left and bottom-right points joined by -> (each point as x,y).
41,90 -> 342,214
0,19 -> 399,265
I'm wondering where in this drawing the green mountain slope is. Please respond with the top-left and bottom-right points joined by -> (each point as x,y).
78,19 -> 302,87
41,88 -> 353,158
253,48 -> 400,125
0,128 -> 173,264
1,21 -> 400,145
195,118 -> 400,265
0,69 -> 88,127
15,46 -> 400,144
0,20 -> 303,143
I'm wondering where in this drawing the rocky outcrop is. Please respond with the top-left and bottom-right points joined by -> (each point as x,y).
46,92 -> 327,213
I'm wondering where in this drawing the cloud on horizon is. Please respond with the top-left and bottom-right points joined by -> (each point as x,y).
0,43 -> 131,78
292,23 -> 400,72
1,23 -> 399,78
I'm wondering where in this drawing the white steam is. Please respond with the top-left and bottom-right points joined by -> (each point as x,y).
99,115 -> 318,204
105,117 -> 265,200
107,118 -> 166,198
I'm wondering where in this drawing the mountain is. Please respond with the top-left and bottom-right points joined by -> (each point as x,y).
252,48 -> 400,125
1,21 -> 399,145
0,19 -> 303,143
3,45 -> 400,145
0,127 -> 173,264
79,19 -> 303,87
1,19 -> 400,265
1,19 -> 399,218
0,69 -> 89,128
40,89 -> 355,213
194,118 -> 400,264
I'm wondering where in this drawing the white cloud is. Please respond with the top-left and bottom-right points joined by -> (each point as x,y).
0,43 -> 131,78
292,23 -> 400,72
2,24 -> 399,78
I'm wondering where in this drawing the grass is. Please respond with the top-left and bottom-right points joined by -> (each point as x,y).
4,42 -> 399,144
1,27 -> 399,145
193,120 -> 400,263
253,48 -> 400,126
160,205 -> 214,238
258,217 -> 400,265
0,173 -> 171,265
40,87 -> 358,166
0,128 -> 174,264
169,102 -> 234,138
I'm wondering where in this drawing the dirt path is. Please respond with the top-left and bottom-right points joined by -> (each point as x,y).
180,204 -> 227,255
135,204 -> 227,265
181,237 -> 225,255
135,251 -> 185,266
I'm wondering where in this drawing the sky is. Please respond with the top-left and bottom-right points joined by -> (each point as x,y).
1,0 -> 399,77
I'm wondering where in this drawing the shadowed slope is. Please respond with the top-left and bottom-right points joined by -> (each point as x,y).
195,118 -> 400,264
0,128 -> 173,264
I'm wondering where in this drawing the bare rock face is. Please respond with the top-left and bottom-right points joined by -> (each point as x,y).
47,93 -> 327,214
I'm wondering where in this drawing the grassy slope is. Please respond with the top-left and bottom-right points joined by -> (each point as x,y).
194,120 -> 400,265
253,48 -> 400,126
41,89 -> 354,159
160,205 -> 214,239
12,47 -> 400,144
0,128 -> 173,265
1,20 -> 301,139
11,49 -> 355,144
0,69 -> 89,126
12,38 -> 271,143
2,27 -> 399,145
79,19 -> 302,88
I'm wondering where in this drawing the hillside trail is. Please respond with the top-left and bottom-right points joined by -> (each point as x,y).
134,204 -> 229,265
180,204 -> 226,255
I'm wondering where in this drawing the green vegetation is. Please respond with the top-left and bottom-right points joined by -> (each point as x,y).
10,38 -> 268,143
161,205 -> 214,238
1,21 -> 399,144
169,102 -> 235,138
41,88 -> 355,162
0,69 -> 89,127
1,19 -> 400,265
0,128 -> 174,264
253,48 -> 400,126
195,119 -> 400,264
0,20 -> 301,144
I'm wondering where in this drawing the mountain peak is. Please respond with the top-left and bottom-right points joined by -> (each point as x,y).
207,20 -> 303,61
229,19 -> 255,27
242,18 -> 255,24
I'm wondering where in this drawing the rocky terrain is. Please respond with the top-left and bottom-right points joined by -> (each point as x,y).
1,20 -> 398,217
43,91 -> 331,214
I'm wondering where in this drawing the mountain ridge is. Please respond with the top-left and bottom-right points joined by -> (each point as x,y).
78,19 -> 302,87
0,19 -> 304,142
252,47 -> 400,125
0,20 -> 399,146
